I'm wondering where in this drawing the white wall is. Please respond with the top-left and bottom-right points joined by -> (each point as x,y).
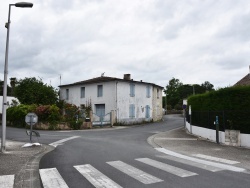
0,96 -> 19,114
186,121 -> 250,148
116,81 -> 153,123
60,82 -> 116,116
152,86 -> 163,121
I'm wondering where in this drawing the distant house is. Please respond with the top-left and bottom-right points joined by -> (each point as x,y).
234,66 -> 250,86
59,74 -> 163,124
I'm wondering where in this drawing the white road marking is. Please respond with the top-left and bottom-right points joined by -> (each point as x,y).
49,136 -> 80,148
74,164 -> 122,188
192,154 -> 240,165
156,148 -> 246,172
0,175 -> 14,188
107,161 -> 163,184
156,155 -> 223,172
136,158 -> 197,177
155,138 -> 197,141
39,168 -> 69,188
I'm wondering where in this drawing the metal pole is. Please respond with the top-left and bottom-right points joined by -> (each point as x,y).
29,116 -> 33,143
1,4 -> 13,153
215,116 -> 219,144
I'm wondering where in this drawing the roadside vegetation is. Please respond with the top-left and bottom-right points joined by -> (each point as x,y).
163,77 -> 214,113
5,77 -> 91,130
187,86 -> 250,134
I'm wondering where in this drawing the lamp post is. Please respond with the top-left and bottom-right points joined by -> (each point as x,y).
1,2 -> 33,153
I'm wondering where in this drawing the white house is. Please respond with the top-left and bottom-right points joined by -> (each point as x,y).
59,74 -> 163,124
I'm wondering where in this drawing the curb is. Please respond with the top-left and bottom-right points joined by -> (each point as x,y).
14,144 -> 55,188
147,127 -> 184,148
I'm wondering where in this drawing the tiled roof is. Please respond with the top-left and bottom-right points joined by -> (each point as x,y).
234,74 -> 250,86
59,76 -> 163,89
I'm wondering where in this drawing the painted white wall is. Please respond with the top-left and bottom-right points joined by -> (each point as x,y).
152,86 -> 163,121
116,81 -> 153,123
186,121 -> 250,148
0,96 -> 19,114
240,134 -> 250,148
60,82 -> 116,121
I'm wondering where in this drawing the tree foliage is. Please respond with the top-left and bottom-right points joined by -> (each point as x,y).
164,78 -> 183,108
0,80 -> 12,96
164,78 -> 214,109
14,77 -> 58,105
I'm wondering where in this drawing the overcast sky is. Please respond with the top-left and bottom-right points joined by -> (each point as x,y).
0,0 -> 250,90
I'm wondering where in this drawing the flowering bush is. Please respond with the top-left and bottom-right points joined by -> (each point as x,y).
7,104 -> 37,127
35,104 -> 61,122
7,102 -> 83,129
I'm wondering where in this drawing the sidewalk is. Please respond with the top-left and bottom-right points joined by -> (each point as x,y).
151,127 -> 250,171
0,140 -> 53,188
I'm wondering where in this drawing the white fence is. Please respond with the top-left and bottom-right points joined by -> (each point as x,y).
185,121 -> 250,148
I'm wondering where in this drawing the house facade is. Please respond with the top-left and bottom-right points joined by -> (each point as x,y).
59,74 -> 163,124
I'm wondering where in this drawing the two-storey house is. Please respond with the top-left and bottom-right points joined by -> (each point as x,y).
59,74 -> 163,124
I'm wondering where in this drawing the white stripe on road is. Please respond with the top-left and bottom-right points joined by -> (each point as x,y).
39,168 -> 69,188
0,175 -> 14,188
156,148 -> 246,172
49,136 -> 80,148
107,161 -> 163,184
156,155 -> 223,172
74,164 -> 122,188
192,154 -> 240,165
136,158 -> 197,177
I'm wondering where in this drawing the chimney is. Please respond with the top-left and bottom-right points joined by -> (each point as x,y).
123,74 -> 131,80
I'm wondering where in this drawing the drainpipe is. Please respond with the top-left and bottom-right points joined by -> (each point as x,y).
115,81 -> 118,122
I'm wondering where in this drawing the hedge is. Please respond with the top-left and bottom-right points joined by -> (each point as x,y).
187,86 -> 250,134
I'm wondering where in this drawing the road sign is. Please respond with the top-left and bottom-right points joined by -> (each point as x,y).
25,113 -> 38,126
25,113 -> 38,143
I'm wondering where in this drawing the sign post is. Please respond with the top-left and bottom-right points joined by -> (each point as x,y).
25,113 -> 38,143
189,105 -> 192,133
215,116 -> 219,144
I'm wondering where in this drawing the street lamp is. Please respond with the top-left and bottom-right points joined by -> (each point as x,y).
1,2 -> 33,153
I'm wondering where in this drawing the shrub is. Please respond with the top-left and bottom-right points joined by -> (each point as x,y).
7,104 -> 36,127
188,86 -> 250,133
35,104 -> 61,123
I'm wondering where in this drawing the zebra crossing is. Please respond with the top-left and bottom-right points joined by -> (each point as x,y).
1,154 -> 244,188
37,156 -> 241,188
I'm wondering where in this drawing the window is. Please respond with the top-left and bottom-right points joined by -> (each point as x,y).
66,89 -> 69,100
130,83 -> 135,97
157,88 -> 160,99
97,85 -> 103,97
80,87 -> 85,98
145,105 -> 150,118
146,85 -> 151,98
129,104 -> 135,118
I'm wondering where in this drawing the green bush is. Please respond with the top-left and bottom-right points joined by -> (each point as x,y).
7,104 -> 36,127
188,86 -> 250,133
69,120 -> 83,130
7,104 -> 61,128
35,104 -> 61,123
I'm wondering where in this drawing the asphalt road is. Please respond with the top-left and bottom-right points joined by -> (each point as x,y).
6,115 -> 250,188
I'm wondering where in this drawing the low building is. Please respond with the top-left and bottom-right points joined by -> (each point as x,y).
0,96 -> 19,114
59,74 -> 163,124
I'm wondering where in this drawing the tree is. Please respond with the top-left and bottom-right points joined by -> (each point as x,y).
201,81 -> 214,92
0,80 -> 12,96
14,77 -> 58,105
164,78 -> 183,108
164,78 -> 215,109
